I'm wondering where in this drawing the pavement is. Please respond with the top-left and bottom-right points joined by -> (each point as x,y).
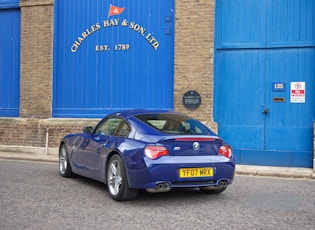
0,149 -> 314,180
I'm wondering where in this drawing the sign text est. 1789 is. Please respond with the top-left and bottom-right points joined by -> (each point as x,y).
96,44 -> 130,52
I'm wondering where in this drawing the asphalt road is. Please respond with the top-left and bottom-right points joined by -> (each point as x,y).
1,160 -> 314,230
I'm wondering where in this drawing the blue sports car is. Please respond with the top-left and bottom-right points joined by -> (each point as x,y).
59,110 -> 235,201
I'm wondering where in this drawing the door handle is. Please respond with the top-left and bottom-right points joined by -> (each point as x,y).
99,141 -> 112,149
261,105 -> 269,114
98,143 -> 106,153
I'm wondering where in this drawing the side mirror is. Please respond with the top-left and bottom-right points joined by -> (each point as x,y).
83,126 -> 93,133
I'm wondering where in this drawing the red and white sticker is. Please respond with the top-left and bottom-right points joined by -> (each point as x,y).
290,82 -> 305,103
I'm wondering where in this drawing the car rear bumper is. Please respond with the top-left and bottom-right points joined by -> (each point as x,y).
126,155 -> 235,189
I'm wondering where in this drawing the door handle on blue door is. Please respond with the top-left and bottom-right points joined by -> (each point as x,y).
261,105 -> 268,114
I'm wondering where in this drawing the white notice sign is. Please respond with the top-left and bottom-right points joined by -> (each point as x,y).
290,82 -> 305,103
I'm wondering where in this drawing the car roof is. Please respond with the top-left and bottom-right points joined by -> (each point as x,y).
109,109 -> 180,118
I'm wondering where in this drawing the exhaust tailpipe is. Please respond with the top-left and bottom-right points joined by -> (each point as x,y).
218,181 -> 228,188
146,182 -> 171,193
200,180 -> 228,191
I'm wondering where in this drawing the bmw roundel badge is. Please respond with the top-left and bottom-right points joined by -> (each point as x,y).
193,142 -> 200,151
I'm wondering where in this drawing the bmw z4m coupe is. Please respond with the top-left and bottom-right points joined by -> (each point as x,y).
59,110 -> 235,201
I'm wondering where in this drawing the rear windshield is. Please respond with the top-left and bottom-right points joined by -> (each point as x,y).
135,113 -> 212,135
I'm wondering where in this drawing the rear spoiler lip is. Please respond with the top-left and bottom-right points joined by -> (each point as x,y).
159,135 -> 220,142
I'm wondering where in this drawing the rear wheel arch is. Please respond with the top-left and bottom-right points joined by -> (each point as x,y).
106,153 -> 139,201
105,151 -> 131,185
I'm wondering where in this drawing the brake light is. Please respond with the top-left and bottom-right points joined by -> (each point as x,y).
144,146 -> 169,160
218,145 -> 232,158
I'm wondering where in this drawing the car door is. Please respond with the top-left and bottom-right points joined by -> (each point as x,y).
75,117 -> 124,179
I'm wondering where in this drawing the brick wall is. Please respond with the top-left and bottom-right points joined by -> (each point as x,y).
20,0 -> 53,118
37,119 -> 100,147
0,118 -> 100,148
174,0 -> 217,132
0,119 -> 36,146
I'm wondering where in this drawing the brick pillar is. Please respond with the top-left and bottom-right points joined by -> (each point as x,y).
20,0 -> 54,118
174,0 -> 217,132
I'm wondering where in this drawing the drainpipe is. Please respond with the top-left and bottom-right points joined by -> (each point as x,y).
45,128 -> 49,155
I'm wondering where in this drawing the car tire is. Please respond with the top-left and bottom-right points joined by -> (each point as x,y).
106,154 -> 139,201
59,144 -> 74,177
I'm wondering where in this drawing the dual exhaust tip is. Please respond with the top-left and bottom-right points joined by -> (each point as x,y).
218,180 -> 228,188
146,182 -> 171,193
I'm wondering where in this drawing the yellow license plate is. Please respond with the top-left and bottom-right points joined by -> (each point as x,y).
179,167 -> 213,178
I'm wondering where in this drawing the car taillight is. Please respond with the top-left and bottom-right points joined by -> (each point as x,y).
218,145 -> 232,158
144,146 -> 169,160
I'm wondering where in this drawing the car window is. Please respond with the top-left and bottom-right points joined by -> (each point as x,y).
114,122 -> 131,137
95,117 -> 123,136
135,113 -> 211,135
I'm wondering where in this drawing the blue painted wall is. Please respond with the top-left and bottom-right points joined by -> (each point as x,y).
0,0 -> 20,117
214,0 -> 315,167
53,0 -> 175,118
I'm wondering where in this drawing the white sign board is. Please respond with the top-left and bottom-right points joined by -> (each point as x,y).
290,82 -> 305,103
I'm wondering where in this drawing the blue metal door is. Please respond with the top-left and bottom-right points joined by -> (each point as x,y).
0,1 -> 20,117
53,0 -> 174,118
214,0 -> 315,167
